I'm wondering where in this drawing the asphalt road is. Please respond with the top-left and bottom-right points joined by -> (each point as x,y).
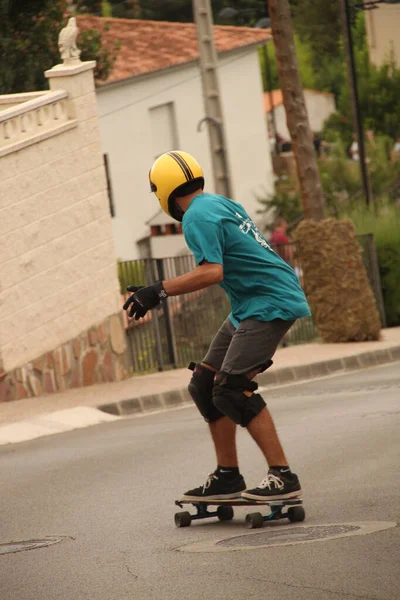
1,362 -> 399,600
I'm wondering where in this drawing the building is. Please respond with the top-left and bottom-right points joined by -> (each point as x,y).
264,89 -> 336,144
365,2 -> 400,67
77,17 -> 274,260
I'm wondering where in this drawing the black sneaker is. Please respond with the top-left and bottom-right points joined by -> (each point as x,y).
241,469 -> 301,501
180,471 -> 246,502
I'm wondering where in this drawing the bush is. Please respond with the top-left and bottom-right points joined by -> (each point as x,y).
378,242 -> 400,326
256,174 -> 302,231
257,135 -> 400,226
344,203 -> 400,326
293,218 -> 381,342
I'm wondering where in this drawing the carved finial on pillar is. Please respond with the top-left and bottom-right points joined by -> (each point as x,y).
58,17 -> 81,65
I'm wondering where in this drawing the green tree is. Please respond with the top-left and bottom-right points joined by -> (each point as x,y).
290,0 -> 345,96
0,0 -> 120,93
75,0 -> 112,16
79,23 -> 120,81
107,0 -> 270,23
259,33 -> 317,92
0,0 -> 67,94
75,0 -> 102,14
109,0 -> 193,20
324,12 -> 400,146
258,134 -> 400,225
290,0 -> 342,57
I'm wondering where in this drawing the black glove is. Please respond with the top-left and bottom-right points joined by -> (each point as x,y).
123,282 -> 168,320
122,285 -> 145,319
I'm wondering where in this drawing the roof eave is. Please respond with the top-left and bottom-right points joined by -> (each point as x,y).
96,39 -> 270,93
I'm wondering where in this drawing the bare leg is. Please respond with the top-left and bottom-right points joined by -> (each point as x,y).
201,363 -> 239,467
245,368 -> 288,467
246,408 -> 288,466
209,417 -> 239,466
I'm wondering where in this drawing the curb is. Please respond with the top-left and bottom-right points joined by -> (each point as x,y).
99,345 -> 400,418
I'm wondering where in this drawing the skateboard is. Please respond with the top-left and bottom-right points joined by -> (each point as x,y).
174,497 -> 305,529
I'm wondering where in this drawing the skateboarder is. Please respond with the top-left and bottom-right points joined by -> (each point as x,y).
123,151 -> 310,502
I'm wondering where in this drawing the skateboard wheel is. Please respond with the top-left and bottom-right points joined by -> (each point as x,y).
217,505 -> 234,522
287,506 -> 305,523
246,512 -> 264,529
174,511 -> 192,528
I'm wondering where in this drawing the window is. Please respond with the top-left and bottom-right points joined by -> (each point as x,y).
149,102 -> 179,158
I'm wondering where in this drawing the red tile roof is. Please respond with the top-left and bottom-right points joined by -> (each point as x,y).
76,16 -> 271,85
263,90 -> 284,113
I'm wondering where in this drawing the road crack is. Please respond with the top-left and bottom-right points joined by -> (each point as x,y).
124,563 -> 138,580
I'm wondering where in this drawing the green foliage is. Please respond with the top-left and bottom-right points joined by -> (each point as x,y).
101,1 -> 112,17
0,0 -> 120,93
79,23 -> 120,81
75,0 -> 102,14
107,0 -> 269,23
258,42 -> 279,91
110,0 -> 193,21
318,145 -> 362,216
290,0 -> 344,95
0,0 -> 67,94
258,136 -> 400,224
117,260 -> 146,294
257,173 -> 302,231
321,112 -> 353,146
367,135 -> 400,199
343,203 -> 400,326
323,12 -> 400,145
259,33 -> 319,92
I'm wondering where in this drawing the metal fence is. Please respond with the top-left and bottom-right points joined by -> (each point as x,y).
357,233 -> 386,327
119,234 -> 384,374
120,249 -> 312,374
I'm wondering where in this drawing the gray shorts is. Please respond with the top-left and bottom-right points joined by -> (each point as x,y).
202,318 -> 294,375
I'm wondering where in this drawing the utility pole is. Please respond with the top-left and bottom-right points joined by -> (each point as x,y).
339,0 -> 373,208
268,0 -> 325,220
192,0 -> 232,198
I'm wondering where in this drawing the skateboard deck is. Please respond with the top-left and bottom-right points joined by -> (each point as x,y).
174,497 -> 305,529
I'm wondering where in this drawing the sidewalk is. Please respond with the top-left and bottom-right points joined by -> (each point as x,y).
0,327 -> 399,445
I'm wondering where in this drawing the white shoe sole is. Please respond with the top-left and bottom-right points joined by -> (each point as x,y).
180,491 -> 244,502
241,489 -> 302,501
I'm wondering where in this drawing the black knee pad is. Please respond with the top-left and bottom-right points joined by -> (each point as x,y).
188,363 -> 224,423
212,372 -> 266,427
258,359 -> 273,373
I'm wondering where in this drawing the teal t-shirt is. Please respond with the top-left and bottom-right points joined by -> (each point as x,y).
182,193 -> 311,327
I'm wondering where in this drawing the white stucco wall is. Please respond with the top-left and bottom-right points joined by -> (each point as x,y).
0,64 -> 120,371
150,234 -> 187,259
303,91 -> 336,133
273,91 -> 336,140
366,3 -> 400,67
273,104 -> 288,141
96,48 -> 273,260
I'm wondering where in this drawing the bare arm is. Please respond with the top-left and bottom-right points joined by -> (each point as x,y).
163,262 -> 223,296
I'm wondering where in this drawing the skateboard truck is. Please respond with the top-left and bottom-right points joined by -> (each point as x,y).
174,498 -> 305,529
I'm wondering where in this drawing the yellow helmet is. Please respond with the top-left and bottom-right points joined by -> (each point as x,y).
149,151 -> 204,221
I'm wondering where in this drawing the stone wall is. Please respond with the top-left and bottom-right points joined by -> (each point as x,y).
0,59 -> 121,374
0,313 -> 130,403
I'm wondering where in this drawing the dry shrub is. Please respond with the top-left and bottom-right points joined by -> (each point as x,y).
293,218 -> 381,342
